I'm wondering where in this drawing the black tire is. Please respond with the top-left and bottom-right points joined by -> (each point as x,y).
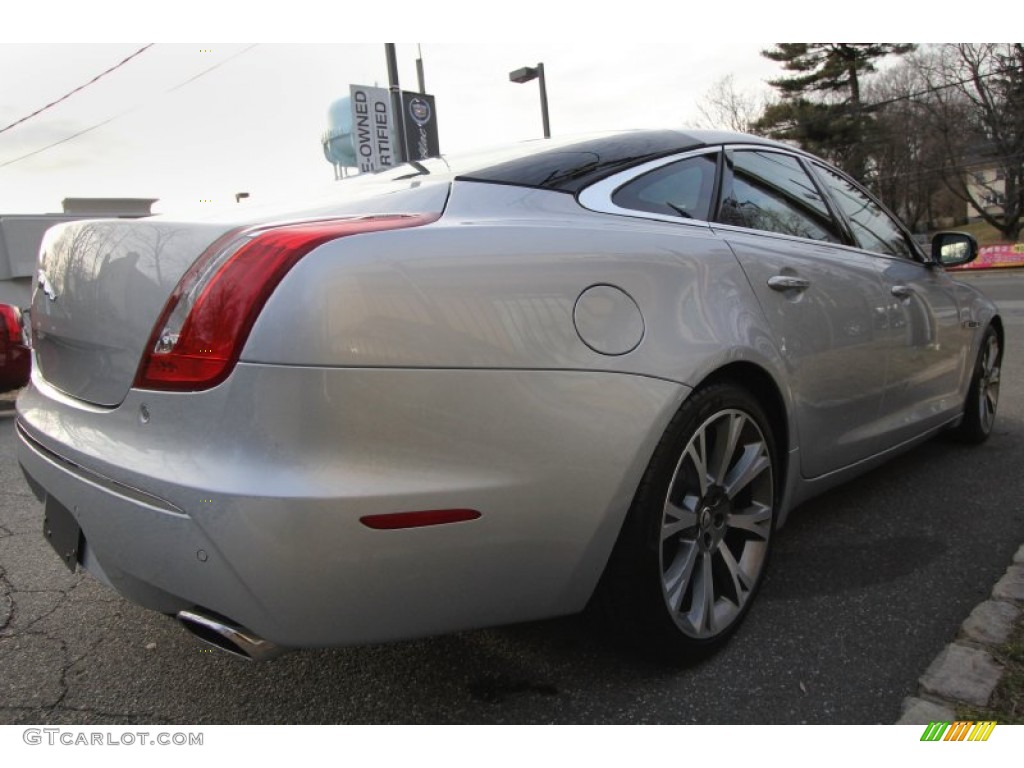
951,326 -> 1001,445
597,382 -> 779,662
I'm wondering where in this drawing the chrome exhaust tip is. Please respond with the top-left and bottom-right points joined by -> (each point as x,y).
176,609 -> 287,661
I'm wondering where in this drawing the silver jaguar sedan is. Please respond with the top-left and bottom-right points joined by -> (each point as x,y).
16,130 -> 1001,661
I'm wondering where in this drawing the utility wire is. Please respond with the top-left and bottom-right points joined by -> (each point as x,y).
869,152 -> 1024,184
860,67 -> 1020,114
0,44 -> 154,136
765,66 -> 1019,119
0,44 -> 258,171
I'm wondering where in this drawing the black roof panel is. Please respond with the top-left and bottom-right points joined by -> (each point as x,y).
453,130 -> 700,192
453,129 -> 784,192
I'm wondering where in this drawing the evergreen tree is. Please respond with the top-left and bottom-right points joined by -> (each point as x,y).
756,44 -> 915,179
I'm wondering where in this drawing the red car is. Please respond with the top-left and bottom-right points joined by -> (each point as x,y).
0,304 -> 30,393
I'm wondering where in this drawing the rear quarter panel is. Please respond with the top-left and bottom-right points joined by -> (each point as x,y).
243,181 -> 787,393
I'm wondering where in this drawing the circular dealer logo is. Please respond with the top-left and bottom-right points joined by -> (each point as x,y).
409,97 -> 431,126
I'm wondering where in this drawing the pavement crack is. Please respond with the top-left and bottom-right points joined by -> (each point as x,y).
0,581 -> 10,630
0,585 -> 75,642
68,575 -> 118,601
69,616 -> 122,665
468,673 -> 560,704
51,634 -> 72,710
0,569 -> 13,632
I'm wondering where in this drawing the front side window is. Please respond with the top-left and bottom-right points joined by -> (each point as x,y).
611,153 -> 718,220
813,164 -> 914,258
716,151 -> 842,243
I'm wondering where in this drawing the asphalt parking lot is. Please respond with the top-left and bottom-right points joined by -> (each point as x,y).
2,270 -> 1023,725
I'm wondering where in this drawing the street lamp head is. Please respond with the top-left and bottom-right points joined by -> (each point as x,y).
508,62 -> 550,139
509,66 -> 539,84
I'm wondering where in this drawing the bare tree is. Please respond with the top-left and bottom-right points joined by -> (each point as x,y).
863,55 -> 959,231
914,44 -> 1024,240
693,75 -> 771,134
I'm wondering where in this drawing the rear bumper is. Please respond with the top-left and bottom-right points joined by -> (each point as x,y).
0,344 -> 30,393
16,363 -> 686,647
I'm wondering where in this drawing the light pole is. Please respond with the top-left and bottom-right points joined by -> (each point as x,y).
509,62 -> 550,139
385,43 -> 409,163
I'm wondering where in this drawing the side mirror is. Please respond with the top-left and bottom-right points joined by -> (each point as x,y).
931,231 -> 979,268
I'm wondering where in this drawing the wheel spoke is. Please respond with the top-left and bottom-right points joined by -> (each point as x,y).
685,429 -> 710,497
718,541 -> 752,602
663,543 -> 699,611
724,443 -> 770,499
727,502 -> 772,540
710,413 -> 745,485
987,364 -> 1000,410
985,389 -> 998,412
688,551 -> 716,635
982,392 -> 996,430
982,359 -> 999,427
662,500 -> 697,541
984,340 -> 998,372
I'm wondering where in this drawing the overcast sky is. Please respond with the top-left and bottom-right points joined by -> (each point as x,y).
0,4 -> 998,216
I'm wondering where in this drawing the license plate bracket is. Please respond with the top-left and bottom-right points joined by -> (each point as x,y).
43,496 -> 82,573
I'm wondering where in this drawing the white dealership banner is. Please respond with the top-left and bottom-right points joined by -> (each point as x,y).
349,85 -> 398,173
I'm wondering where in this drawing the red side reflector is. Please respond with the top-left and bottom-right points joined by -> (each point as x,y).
360,509 -> 482,530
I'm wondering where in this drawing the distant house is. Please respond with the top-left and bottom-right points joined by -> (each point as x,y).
966,164 -> 1007,221
956,138 -> 1010,225
0,198 -> 156,307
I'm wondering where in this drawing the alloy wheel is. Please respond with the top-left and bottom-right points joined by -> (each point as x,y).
978,334 -> 1001,434
659,408 -> 774,639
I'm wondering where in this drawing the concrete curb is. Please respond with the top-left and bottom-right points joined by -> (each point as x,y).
896,544 -> 1024,724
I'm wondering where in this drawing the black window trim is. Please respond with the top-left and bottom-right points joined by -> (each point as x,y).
793,155 -> 857,246
806,159 -> 929,264
717,147 -> 847,245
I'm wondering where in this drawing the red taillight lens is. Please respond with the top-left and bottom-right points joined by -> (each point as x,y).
134,214 -> 438,391
0,305 -> 19,343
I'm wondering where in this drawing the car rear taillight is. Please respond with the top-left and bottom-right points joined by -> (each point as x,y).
134,214 -> 439,391
0,305 -> 20,345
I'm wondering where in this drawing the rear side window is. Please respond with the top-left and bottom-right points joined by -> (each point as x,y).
813,164 -> 914,258
717,151 -> 842,243
611,153 -> 718,220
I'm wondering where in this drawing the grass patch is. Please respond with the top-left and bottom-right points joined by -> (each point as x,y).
957,610 -> 1024,724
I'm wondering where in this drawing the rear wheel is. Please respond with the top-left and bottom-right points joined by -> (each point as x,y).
599,382 -> 778,661
951,326 -> 1001,444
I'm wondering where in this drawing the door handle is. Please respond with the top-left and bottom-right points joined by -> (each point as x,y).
890,285 -> 915,299
767,275 -> 810,292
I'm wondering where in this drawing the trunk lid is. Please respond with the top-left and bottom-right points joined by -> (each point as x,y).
30,177 -> 452,406
33,220 -> 234,406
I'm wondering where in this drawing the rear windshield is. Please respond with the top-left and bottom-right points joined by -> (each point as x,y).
363,131 -> 706,193
450,130 -> 703,193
